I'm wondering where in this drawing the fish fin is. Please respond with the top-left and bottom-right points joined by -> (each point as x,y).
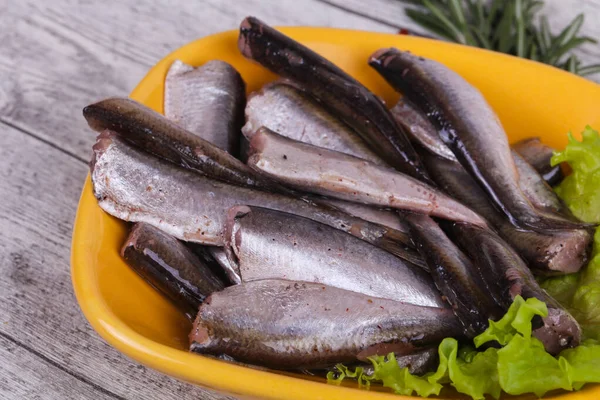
378,232 -> 428,270
515,212 -> 596,233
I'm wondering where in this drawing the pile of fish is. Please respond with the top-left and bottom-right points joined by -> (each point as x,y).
84,17 -> 594,374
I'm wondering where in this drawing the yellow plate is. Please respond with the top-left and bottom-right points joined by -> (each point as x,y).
71,27 -> 600,400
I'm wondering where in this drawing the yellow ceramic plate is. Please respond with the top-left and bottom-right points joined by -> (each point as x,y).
71,27 -> 600,400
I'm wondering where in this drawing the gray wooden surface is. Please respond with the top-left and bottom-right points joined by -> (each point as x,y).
0,1 -> 598,399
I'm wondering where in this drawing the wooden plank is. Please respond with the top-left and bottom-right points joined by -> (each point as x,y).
317,0 -> 425,32
0,122 -> 232,399
0,0 -> 394,163
0,334 -> 115,400
323,0 -> 600,81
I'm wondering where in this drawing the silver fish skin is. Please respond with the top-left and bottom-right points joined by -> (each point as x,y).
90,131 -> 411,257
369,48 -> 588,233
318,198 -> 406,232
423,153 -> 592,275
316,198 -> 425,268
241,83 -> 412,235
513,137 -> 564,186
405,214 -> 503,337
189,279 -> 463,369
165,60 -> 246,155
242,81 -> 384,165
447,222 -> 582,355
225,206 -> 445,308
83,97 -> 287,194
391,97 -> 457,162
390,97 -> 562,209
121,223 -> 225,320
208,247 -> 241,285
512,150 -> 565,214
246,127 -> 487,227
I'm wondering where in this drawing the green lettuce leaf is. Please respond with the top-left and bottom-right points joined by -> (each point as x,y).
370,353 -> 442,397
539,273 -> 579,305
326,354 -> 442,397
441,341 -> 500,400
541,127 -> 600,341
497,335 -> 571,397
552,125 -> 600,222
473,295 -> 547,347
560,339 -> 600,389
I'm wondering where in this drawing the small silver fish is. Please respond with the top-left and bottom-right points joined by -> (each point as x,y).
422,152 -> 591,275
165,60 -> 246,155
390,97 -> 574,218
246,127 -> 487,227
90,131 -> 411,258
243,81 -> 414,240
513,137 -> 564,186
122,223 -> 225,320
447,222 -> 581,355
405,213 -> 503,337
84,97 -> 285,193
243,81 -> 383,164
189,279 -> 463,369
238,17 -> 432,183
225,205 -> 445,307
370,48 -> 589,233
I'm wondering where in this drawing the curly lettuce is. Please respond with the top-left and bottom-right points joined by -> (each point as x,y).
552,126 -> 600,222
541,126 -> 600,341
328,297 -> 600,399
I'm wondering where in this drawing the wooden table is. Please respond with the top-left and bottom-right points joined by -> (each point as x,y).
0,1 -> 598,398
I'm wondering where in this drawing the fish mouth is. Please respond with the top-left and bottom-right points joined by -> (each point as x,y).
368,48 -> 395,68
238,17 -> 255,59
534,307 -> 582,355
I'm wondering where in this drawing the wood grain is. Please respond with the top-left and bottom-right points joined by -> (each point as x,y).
0,123 -> 232,399
0,334 -> 115,400
0,0 -> 394,162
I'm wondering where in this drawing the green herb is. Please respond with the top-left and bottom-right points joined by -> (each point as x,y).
328,296 -> 600,399
401,0 -> 600,76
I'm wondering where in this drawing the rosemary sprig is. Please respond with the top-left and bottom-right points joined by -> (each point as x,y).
402,0 -> 600,76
